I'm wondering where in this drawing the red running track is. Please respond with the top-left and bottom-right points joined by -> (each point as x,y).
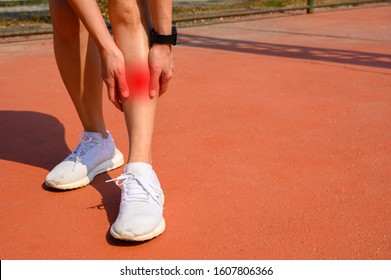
0,4 -> 390,259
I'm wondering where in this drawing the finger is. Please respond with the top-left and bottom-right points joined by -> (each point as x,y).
149,66 -> 161,98
159,75 -> 171,96
114,80 -> 124,111
109,90 -> 123,112
114,82 -> 124,111
106,82 -> 116,105
159,67 -> 173,96
107,80 -> 123,112
116,69 -> 129,98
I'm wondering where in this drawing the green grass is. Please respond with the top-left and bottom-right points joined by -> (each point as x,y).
172,0 -> 297,15
0,0 -> 381,29
266,0 -> 287,7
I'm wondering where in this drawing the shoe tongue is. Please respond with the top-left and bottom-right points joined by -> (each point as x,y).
124,162 -> 152,177
82,131 -> 103,142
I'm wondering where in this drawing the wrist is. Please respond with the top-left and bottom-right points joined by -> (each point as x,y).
98,39 -> 120,57
151,43 -> 172,52
150,26 -> 177,46
152,26 -> 172,35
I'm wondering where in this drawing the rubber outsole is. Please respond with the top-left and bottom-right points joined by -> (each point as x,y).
110,218 -> 166,242
45,148 -> 124,190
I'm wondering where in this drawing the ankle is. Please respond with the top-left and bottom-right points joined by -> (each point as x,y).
100,130 -> 109,139
83,129 -> 108,139
128,155 -> 152,165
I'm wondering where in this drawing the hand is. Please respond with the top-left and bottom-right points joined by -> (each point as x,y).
148,44 -> 174,98
100,45 -> 129,111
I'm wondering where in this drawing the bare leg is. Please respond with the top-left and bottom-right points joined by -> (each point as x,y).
109,0 -> 157,164
49,0 -> 108,138
46,0 -> 125,190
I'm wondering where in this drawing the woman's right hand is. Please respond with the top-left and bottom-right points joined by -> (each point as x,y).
100,45 -> 129,111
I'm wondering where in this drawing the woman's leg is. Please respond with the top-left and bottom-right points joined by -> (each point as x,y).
109,0 -> 157,164
107,0 -> 165,241
49,0 -> 107,137
46,0 -> 124,190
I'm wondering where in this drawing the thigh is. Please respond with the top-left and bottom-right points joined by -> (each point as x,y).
49,0 -> 81,38
108,0 -> 152,31
108,0 -> 152,60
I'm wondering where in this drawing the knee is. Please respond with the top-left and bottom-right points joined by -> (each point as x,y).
109,0 -> 142,28
49,0 -> 80,41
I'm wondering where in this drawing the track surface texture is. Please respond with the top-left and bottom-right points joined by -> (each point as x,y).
0,4 -> 390,259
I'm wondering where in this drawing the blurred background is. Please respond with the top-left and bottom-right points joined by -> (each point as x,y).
0,0 -> 387,37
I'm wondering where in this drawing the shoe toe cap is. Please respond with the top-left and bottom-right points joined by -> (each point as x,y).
46,161 -> 88,185
110,214 -> 163,241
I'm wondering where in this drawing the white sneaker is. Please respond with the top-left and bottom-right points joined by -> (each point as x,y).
46,131 -> 124,190
107,162 -> 165,241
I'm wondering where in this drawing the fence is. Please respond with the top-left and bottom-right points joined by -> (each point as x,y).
0,0 -> 390,37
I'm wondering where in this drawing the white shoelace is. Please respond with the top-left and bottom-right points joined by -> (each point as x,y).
107,173 -> 163,209
68,136 -> 98,171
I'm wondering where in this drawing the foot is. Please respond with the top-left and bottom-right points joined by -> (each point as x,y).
46,131 -> 124,190
108,162 -> 165,241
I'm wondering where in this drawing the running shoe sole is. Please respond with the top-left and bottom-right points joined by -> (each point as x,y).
110,193 -> 165,242
45,148 -> 124,190
110,218 -> 166,242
